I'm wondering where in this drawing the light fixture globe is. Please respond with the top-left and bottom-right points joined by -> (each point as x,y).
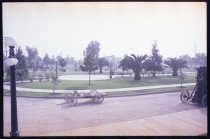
5,37 -> 17,46
4,58 -> 18,66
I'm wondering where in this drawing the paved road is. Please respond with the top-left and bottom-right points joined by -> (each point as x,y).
3,91 -> 202,136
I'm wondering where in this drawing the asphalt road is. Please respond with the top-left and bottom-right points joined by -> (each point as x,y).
3,91 -> 201,136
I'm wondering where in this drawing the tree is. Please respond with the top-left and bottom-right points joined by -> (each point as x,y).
36,56 -> 43,70
179,54 -> 192,68
43,53 -> 51,69
143,41 -> 163,77
119,54 -> 147,80
98,57 -> 109,73
50,55 -> 56,66
58,58 -> 67,73
9,47 -> 29,81
80,55 -> 98,86
194,53 -> 207,67
26,46 -> 38,70
164,57 -> 188,76
85,40 -> 100,74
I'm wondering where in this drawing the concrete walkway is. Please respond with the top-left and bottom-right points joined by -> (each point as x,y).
3,83 -> 196,93
42,108 -> 207,136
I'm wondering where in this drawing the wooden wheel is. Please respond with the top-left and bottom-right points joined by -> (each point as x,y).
64,94 -> 70,103
94,93 -> 104,103
180,90 -> 190,103
67,96 -> 77,106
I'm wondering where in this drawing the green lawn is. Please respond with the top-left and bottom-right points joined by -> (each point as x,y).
16,75 -> 196,90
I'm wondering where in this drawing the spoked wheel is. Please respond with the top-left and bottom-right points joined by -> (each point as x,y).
64,94 -> 70,103
94,93 -> 104,103
67,96 -> 77,106
201,95 -> 207,107
180,90 -> 190,103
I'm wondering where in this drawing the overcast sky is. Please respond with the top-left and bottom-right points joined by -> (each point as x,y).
3,2 -> 206,60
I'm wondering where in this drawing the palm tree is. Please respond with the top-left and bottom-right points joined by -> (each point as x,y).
98,57 -> 109,73
164,57 -> 188,76
119,54 -> 147,80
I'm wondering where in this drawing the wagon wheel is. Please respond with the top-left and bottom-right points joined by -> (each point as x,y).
67,96 -> 77,106
180,90 -> 190,103
201,95 -> 207,107
64,94 -> 70,103
89,90 -> 98,100
94,93 -> 104,103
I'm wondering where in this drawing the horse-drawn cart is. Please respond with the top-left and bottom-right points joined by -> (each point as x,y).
64,90 -> 106,106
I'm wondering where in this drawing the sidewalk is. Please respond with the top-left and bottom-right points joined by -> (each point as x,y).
3,83 -> 196,93
42,108 -> 207,136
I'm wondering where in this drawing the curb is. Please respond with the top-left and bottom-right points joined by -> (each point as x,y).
3,89 -> 192,99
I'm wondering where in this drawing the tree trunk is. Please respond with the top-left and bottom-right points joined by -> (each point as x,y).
53,82 -> 55,94
153,70 -> 156,77
134,72 -> 141,80
89,71 -> 91,86
172,69 -> 178,76
99,66 -> 102,73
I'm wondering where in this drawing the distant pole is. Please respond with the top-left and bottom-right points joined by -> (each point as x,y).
109,61 -> 112,79
195,43 -> 196,57
195,43 -> 197,68
56,60 -> 58,79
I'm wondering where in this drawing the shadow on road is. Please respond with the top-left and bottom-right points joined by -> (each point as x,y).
57,99 -> 103,109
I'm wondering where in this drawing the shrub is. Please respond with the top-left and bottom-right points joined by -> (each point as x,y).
37,72 -> 43,82
45,72 -> 51,81
29,72 -> 36,82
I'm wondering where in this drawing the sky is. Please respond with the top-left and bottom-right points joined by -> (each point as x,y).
3,2 -> 207,60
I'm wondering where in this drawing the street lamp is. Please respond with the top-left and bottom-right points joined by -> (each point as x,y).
4,37 -> 19,136
56,60 -> 58,79
109,60 -> 112,79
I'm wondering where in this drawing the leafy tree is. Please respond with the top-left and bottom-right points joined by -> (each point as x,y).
56,55 -> 62,61
50,55 -> 56,66
85,40 -> 100,74
179,54 -> 192,68
58,58 -> 67,73
80,55 -> 98,86
194,53 -> 207,67
35,56 -> 43,70
119,54 -> 147,80
164,57 -> 188,76
143,41 -> 163,77
6,47 -> 29,81
43,53 -> 51,68
26,46 -> 38,69
98,57 -> 109,73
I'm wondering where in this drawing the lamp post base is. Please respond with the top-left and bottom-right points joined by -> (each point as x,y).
10,131 -> 20,136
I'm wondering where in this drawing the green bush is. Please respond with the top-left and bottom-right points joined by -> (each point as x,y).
44,72 -> 51,81
29,72 -> 36,82
37,72 -> 43,82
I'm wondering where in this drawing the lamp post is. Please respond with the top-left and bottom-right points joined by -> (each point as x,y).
56,60 -> 58,79
109,60 -> 112,79
5,44 -> 19,136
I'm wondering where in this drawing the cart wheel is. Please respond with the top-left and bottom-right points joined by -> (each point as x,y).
201,95 -> 207,107
94,93 -> 104,103
180,90 -> 190,103
67,96 -> 77,106
64,94 -> 70,103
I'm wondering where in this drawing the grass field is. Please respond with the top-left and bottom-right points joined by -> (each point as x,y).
16,75 -> 196,90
